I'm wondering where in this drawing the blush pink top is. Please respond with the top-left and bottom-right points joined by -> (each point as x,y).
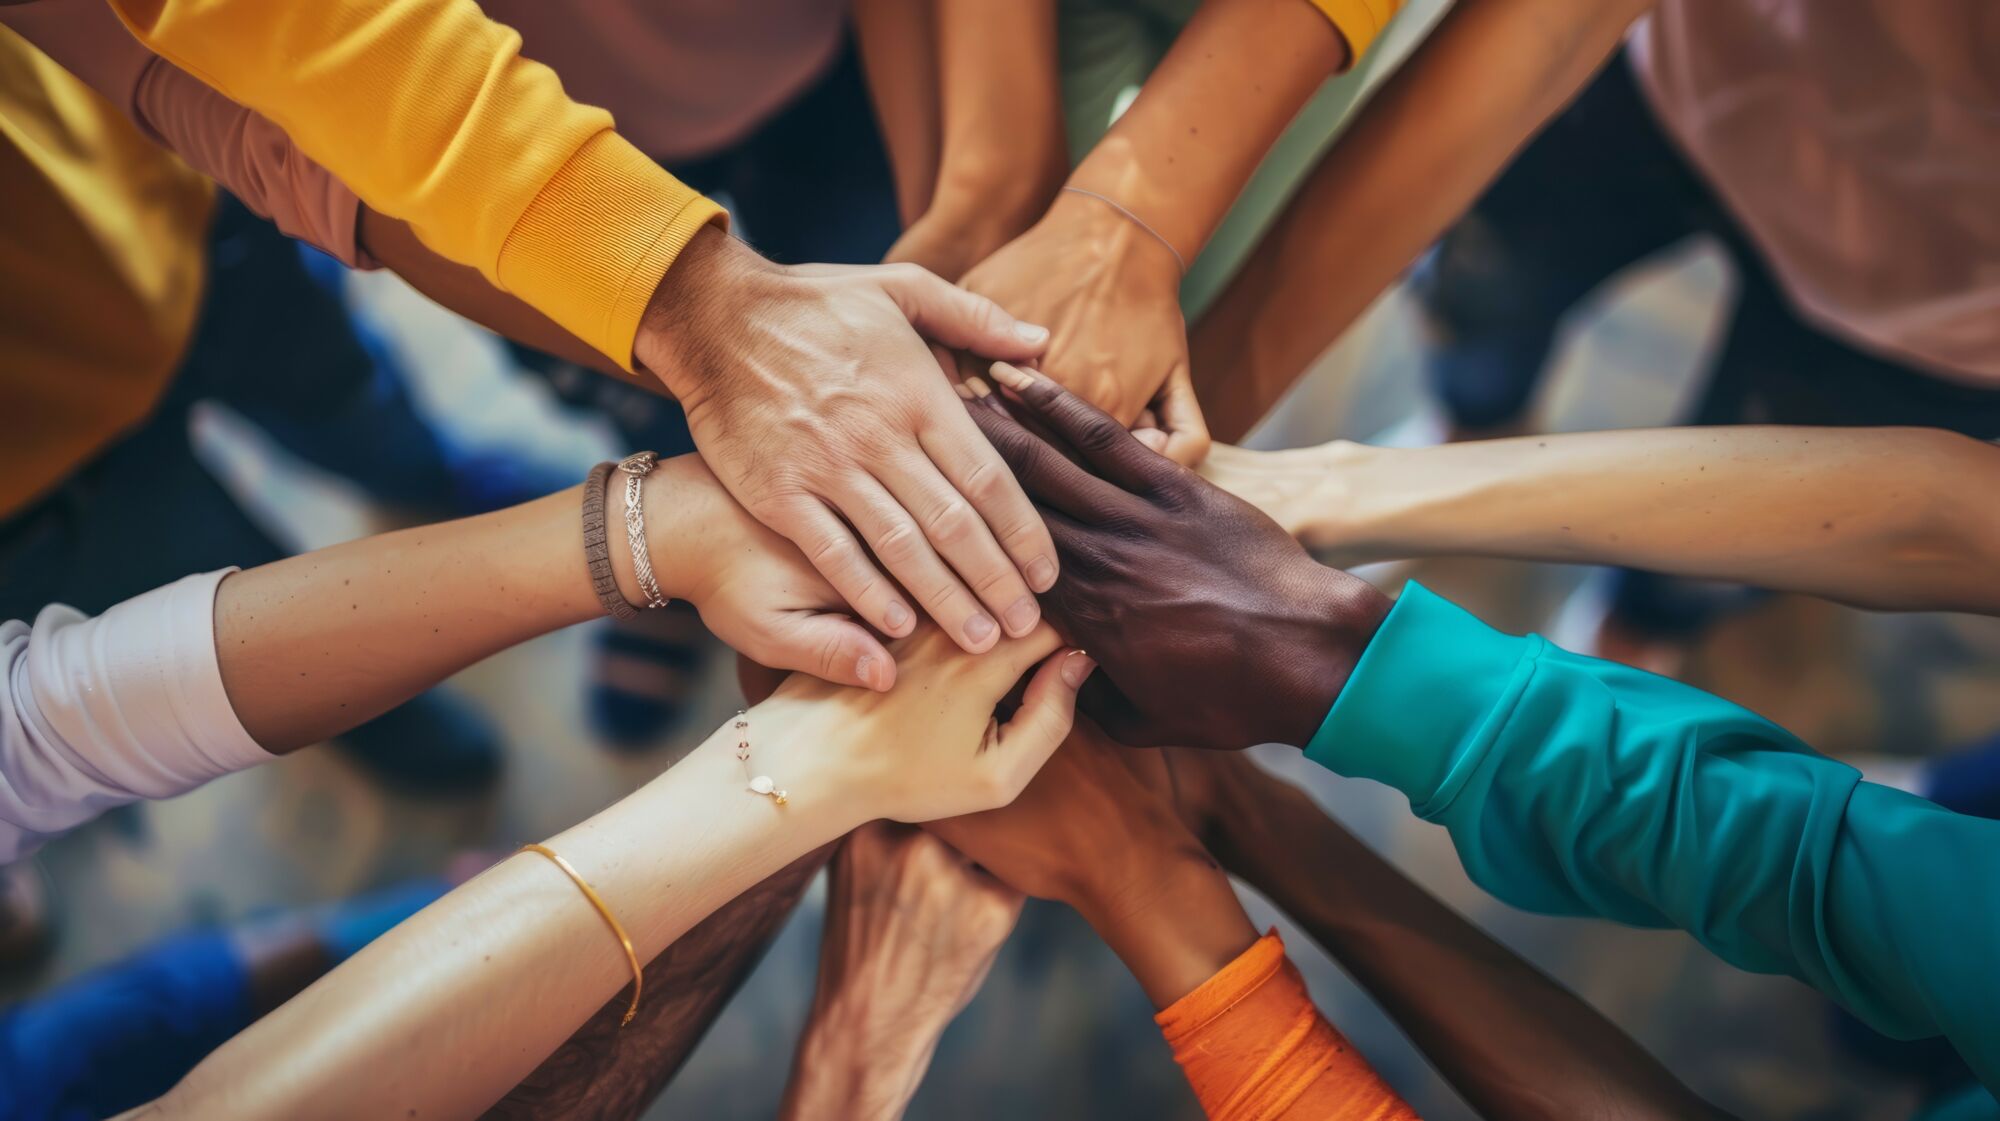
486,0 -> 848,163
1633,0 -> 2000,386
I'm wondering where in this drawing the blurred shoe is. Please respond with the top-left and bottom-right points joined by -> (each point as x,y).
589,602 -> 715,751
0,859 -> 51,969
331,688 -> 503,795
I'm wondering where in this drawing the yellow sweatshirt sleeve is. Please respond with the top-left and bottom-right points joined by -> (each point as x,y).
107,0 -> 724,370
1307,0 -> 1404,64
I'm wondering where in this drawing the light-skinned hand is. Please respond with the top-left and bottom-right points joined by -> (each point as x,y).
750,622 -> 1096,826
957,191 -> 1210,466
635,227 -> 1059,656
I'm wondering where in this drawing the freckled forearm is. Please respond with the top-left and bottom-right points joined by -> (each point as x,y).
215,487 -> 597,750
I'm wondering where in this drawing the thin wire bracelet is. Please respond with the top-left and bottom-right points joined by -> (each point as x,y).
1062,186 -> 1188,275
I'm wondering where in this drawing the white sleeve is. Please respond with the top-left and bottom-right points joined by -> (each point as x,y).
0,570 -> 272,863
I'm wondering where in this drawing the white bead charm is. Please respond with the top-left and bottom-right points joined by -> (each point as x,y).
734,710 -> 790,807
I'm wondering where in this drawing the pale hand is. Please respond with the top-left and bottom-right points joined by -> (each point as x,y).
752,623 -> 1095,826
645,454 -> 895,691
635,228 -> 1059,655
957,191 -> 1209,466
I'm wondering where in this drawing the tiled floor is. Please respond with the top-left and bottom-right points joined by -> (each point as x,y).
7,200 -> 1997,1121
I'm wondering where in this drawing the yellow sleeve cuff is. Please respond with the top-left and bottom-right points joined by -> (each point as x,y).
1307,0 -> 1402,64
497,130 -> 728,372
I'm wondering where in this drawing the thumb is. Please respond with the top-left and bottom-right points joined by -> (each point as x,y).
879,265 -> 1050,360
997,648 -> 1095,778
756,612 -> 898,692
1153,366 -> 1212,467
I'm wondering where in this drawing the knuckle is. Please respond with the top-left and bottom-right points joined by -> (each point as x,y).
956,457 -> 1007,506
922,497 -> 977,547
872,519 -> 924,566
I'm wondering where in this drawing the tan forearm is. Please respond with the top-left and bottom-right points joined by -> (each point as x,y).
1237,427 -> 2000,615
1079,852 -> 1257,1010
359,207 -> 629,379
1191,0 -> 1652,437
1204,763 -> 1728,1121
1069,0 -> 1348,264
492,847 -> 830,1121
132,725 -> 855,1121
214,487 -> 598,751
854,0 -> 944,225
929,0 -> 1066,242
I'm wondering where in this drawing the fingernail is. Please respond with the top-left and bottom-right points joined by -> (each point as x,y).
1061,650 -> 1097,688
1003,596 -> 1039,636
964,376 -> 992,398
855,654 -> 887,691
1014,322 -> 1050,346
1025,556 -> 1056,592
964,613 -> 996,645
988,362 -> 1033,391
954,381 -> 974,400
884,602 -> 913,633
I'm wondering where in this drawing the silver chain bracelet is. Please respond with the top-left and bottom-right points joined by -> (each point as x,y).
618,451 -> 671,610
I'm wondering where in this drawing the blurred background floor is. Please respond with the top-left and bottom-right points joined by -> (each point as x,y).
4,234 -> 1996,1120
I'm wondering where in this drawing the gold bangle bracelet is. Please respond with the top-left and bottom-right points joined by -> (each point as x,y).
519,842 -> 644,1027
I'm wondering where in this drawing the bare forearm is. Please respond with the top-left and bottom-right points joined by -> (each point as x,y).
1286,428 -> 2000,614
929,0 -> 1066,244
854,0 -> 943,225
493,847 -> 830,1121
360,208 -> 627,378
1080,853 -> 1258,1010
1191,0 -> 1651,435
214,487 -> 599,750
1069,0 -> 1347,264
1209,769 -> 1727,1121
134,724 -> 856,1121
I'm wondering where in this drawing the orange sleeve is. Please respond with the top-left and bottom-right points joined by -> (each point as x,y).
1156,931 -> 1419,1121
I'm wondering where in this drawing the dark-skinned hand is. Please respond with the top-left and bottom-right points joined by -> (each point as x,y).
960,363 -> 1391,751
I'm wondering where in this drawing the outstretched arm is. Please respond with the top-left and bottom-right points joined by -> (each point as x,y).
1199,426 -> 2000,615
1172,750 -> 1732,1121
486,847 -> 830,1121
1190,0 -> 1654,439
122,624 -> 1088,1120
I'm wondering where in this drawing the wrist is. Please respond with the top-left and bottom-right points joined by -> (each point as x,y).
1080,849 -> 1256,1009
634,226 -> 778,394
1293,441 -> 1378,551
926,147 -> 1066,248
1065,135 -> 1196,267
1261,563 -> 1393,749
1041,185 -> 1186,288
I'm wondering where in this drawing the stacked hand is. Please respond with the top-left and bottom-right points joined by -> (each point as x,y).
750,621 -> 1096,826
960,363 -> 1391,751
635,228 -> 1059,663
957,192 -> 1209,466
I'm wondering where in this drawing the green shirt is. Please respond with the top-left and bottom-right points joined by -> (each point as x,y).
1308,583 -> 2000,1098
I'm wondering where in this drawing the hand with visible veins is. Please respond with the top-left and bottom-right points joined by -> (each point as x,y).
780,824 -> 1022,1121
635,227 -> 1060,658
956,192 -> 1206,465
960,364 -> 1391,751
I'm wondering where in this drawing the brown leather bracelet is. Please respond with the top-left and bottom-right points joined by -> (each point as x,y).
582,461 -> 638,620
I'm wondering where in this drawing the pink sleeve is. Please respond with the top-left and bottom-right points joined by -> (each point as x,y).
0,0 -> 373,268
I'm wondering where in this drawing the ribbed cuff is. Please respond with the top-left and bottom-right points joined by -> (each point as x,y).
1155,930 -> 1288,1041
1306,0 -> 1401,64
1304,582 -> 1537,814
497,130 -> 728,372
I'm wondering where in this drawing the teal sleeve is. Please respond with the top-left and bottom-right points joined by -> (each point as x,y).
1306,583 -> 2000,1090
